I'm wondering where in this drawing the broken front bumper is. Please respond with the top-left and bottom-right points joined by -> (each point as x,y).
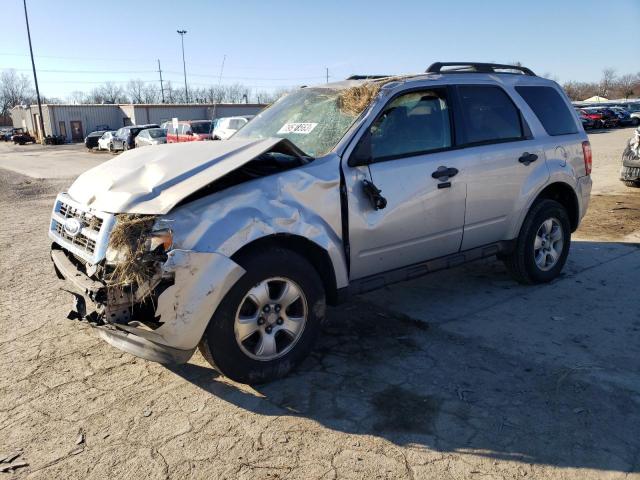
51,246 -> 245,365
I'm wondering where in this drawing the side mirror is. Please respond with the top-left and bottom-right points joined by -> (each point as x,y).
348,129 -> 373,167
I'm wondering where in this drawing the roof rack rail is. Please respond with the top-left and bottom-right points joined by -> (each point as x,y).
346,75 -> 391,80
426,62 -> 536,76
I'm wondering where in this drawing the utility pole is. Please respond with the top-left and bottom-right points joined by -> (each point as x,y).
326,67 -> 329,83
177,29 -> 188,103
210,54 -> 226,124
23,0 -> 45,143
157,59 -> 165,103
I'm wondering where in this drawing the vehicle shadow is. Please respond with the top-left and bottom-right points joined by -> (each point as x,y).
168,240 -> 640,473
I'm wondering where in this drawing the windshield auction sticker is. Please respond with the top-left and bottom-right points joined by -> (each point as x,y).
277,123 -> 318,134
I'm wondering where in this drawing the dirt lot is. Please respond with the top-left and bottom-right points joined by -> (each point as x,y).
0,128 -> 639,479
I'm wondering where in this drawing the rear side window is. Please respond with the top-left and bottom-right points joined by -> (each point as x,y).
516,86 -> 578,136
456,85 -> 523,145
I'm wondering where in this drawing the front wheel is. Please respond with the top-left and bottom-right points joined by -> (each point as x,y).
198,248 -> 326,384
503,199 -> 571,284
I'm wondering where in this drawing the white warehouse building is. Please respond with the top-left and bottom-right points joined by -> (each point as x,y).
10,103 -> 266,142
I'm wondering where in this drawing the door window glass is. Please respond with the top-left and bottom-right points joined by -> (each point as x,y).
370,89 -> 451,161
457,86 -> 523,145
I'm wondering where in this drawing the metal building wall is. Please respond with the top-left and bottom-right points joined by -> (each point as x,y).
133,105 -> 210,125
50,105 -> 124,141
207,104 -> 265,119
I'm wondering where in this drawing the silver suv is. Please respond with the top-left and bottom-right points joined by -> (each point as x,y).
49,62 -> 592,384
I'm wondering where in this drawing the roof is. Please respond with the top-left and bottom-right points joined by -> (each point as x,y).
11,102 -> 267,111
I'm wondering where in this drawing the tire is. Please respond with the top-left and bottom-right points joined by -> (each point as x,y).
623,180 -> 640,188
198,248 -> 326,384
502,199 -> 571,285
108,143 -> 113,152
123,142 -> 128,151
632,118 -> 640,127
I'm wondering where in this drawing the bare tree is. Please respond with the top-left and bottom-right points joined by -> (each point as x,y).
598,68 -> 617,98
253,88 -> 291,104
126,79 -> 146,103
562,81 -> 598,101
67,90 -> 86,104
616,73 -> 639,100
141,84 -> 160,104
87,82 -> 128,104
0,69 -> 34,116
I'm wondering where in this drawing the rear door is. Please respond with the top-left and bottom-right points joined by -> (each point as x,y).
451,84 -> 548,250
345,87 -> 467,280
514,84 -> 585,176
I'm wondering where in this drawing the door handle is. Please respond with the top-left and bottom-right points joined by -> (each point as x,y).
518,152 -> 538,165
431,166 -> 459,181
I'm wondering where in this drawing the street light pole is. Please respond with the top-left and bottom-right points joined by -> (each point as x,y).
177,29 -> 188,103
23,0 -> 45,143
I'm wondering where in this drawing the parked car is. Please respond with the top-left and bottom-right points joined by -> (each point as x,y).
582,107 -> 618,128
609,106 -> 633,126
597,108 -> 621,128
166,120 -> 212,143
211,116 -> 250,140
620,126 -> 640,187
579,108 -> 604,128
110,124 -> 160,151
49,62 -> 592,384
84,130 -> 107,150
135,128 -> 167,147
0,128 -> 13,141
575,109 -> 595,130
44,134 -> 66,145
12,129 -> 36,145
97,131 -> 116,151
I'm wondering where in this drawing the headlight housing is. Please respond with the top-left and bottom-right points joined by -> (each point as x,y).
145,228 -> 173,252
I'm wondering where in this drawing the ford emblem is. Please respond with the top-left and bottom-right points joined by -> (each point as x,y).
63,217 -> 82,237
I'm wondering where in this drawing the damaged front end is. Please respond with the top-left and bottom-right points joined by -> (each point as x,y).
50,198 -> 245,364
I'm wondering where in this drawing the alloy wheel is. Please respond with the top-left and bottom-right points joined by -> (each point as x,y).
534,218 -> 564,271
234,277 -> 308,361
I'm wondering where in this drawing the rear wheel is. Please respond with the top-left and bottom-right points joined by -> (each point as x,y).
198,248 -> 326,384
623,180 -> 640,188
503,199 -> 571,284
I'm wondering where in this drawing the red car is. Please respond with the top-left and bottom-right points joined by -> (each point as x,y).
166,120 -> 212,143
581,108 -> 619,129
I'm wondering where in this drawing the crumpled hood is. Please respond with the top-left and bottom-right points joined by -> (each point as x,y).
68,137 -> 288,214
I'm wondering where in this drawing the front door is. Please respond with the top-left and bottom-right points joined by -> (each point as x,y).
345,88 -> 467,280
70,121 -> 84,142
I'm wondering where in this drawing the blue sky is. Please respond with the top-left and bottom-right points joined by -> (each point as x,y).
3,0 -> 639,99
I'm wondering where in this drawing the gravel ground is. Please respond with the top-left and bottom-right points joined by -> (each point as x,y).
0,128 -> 639,479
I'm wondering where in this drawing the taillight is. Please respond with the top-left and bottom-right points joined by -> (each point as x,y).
582,141 -> 592,176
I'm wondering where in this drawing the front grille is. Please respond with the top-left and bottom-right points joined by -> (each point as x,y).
54,220 -> 97,253
59,203 -> 103,233
49,193 -> 115,264
621,166 -> 640,180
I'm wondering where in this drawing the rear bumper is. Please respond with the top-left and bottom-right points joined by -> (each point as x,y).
577,175 -> 592,223
51,246 -> 246,365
